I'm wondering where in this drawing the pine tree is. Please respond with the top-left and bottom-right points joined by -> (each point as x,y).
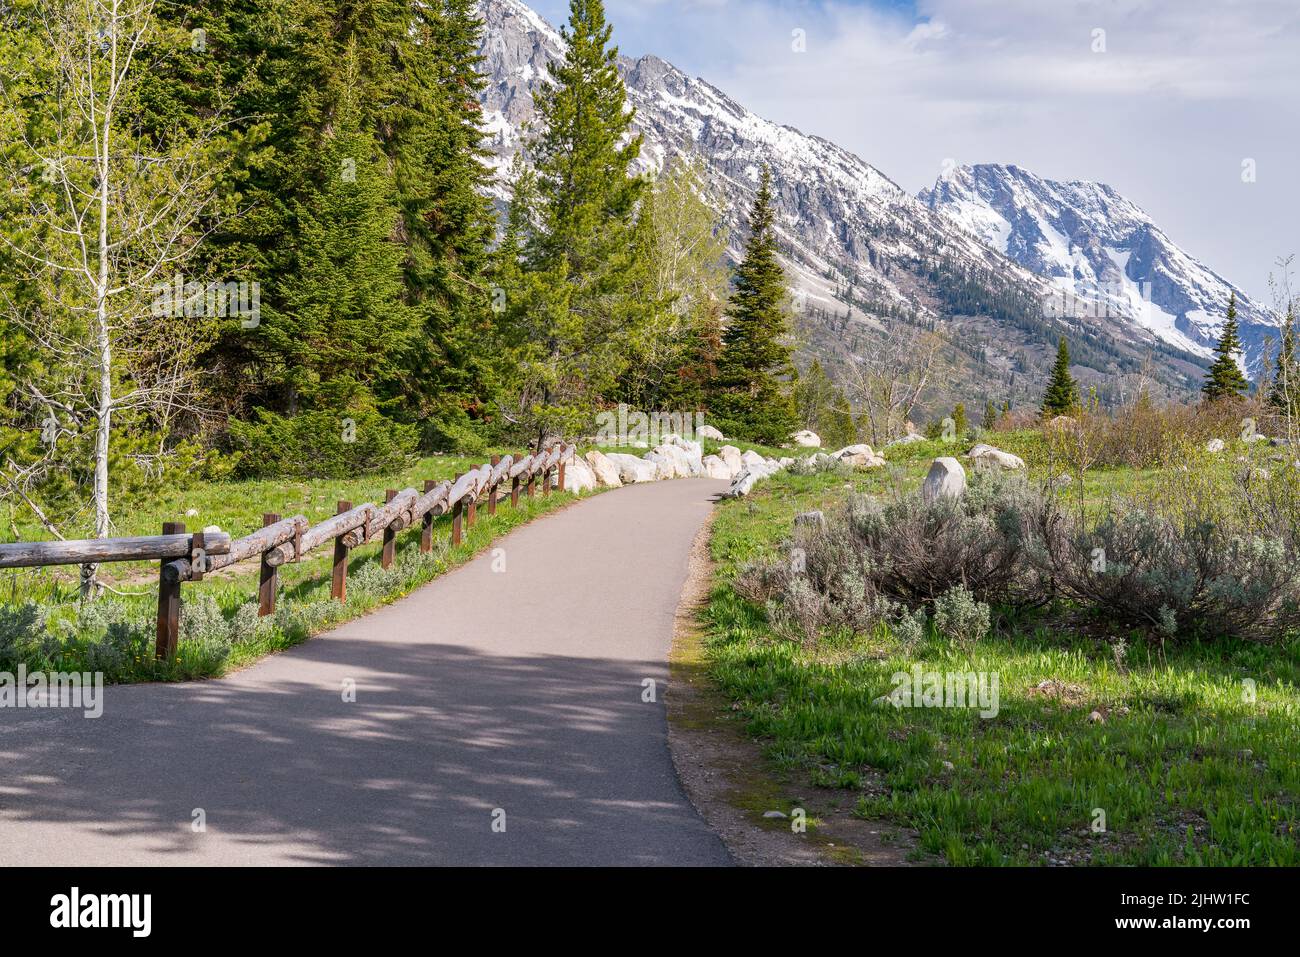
982,398 -> 998,429
1267,304 -> 1298,420
1040,337 -> 1080,417
505,0 -> 649,442
952,402 -> 968,439
710,165 -> 798,444
1202,293 -> 1251,402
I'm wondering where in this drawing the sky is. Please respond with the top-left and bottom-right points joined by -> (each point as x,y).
527,0 -> 1298,306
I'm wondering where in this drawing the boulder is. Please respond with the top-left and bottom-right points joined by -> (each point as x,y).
718,445 -> 744,477
697,424 -> 726,441
702,454 -> 732,480
725,465 -> 775,498
643,451 -> 675,481
666,436 -> 706,476
562,456 -> 597,494
887,432 -> 927,447
652,444 -> 693,478
740,449 -> 766,469
922,457 -> 967,503
967,443 -> 1026,470
832,444 -> 886,469
792,430 -> 822,448
584,450 -> 623,488
1205,438 -> 1226,454
605,452 -> 658,484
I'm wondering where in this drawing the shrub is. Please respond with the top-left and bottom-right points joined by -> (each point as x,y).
843,469 -> 1044,609
735,470 -> 1044,645
0,602 -> 53,670
228,407 -> 418,479
933,584 -> 991,647
1032,496 -> 1300,642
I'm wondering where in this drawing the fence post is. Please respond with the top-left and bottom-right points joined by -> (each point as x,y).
489,455 -> 501,515
332,501 -> 351,602
421,481 -> 436,553
155,521 -> 184,661
258,513 -> 280,617
467,489 -> 477,529
558,454 -> 567,494
382,489 -> 397,569
452,473 -> 464,546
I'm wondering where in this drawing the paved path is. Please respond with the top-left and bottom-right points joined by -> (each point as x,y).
0,479 -> 733,866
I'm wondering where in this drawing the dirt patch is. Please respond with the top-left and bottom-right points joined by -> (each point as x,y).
666,516 -> 920,866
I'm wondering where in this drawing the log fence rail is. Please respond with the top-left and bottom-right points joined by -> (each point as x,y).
0,444 -> 573,662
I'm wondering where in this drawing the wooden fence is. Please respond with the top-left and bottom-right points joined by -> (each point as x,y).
0,445 -> 572,661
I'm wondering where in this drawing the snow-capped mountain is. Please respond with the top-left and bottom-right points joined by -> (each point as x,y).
476,0 -> 1233,406
920,164 -> 1276,373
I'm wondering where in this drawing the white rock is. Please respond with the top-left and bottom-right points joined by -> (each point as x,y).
652,444 -> 690,478
718,445 -> 744,477
833,444 -> 886,469
643,451 -> 675,481
792,430 -> 821,448
967,443 -> 1026,470
725,462 -> 780,498
185,508 -> 199,517
697,424 -> 726,441
605,452 -> 658,483
740,449 -> 766,469
1206,438 -> 1226,453
702,454 -> 732,480
922,457 -> 967,503
561,457 -> 597,494
887,432 -> 927,447
584,450 -> 623,488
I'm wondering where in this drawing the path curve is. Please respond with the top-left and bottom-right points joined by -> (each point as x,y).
0,479 -> 733,866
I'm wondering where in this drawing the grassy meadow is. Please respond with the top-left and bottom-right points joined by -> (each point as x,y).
702,432 -> 1300,866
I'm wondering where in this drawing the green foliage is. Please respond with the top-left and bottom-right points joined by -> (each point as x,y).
495,0 -> 650,442
1040,337 -> 1080,416
1202,293 -> 1251,402
792,359 -> 856,449
1267,304 -> 1299,421
710,166 -> 798,445
228,407 -> 418,479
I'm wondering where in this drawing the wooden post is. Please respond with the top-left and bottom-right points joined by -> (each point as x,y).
489,455 -> 501,515
421,481 -> 436,553
558,458 -> 566,494
155,521 -> 184,661
511,474 -> 521,508
382,489 -> 398,569
258,513 -> 280,617
527,470 -> 535,498
542,463 -> 551,497
332,501 -> 351,602
467,495 -> 477,528
452,473 -> 464,546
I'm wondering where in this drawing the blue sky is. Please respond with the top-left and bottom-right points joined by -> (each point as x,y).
526,0 -> 1299,306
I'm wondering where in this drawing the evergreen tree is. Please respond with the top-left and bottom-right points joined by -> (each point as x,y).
981,398 -> 998,429
1202,293 -> 1251,402
1267,304 -> 1298,420
1040,337 -> 1080,416
951,402 -> 968,439
793,360 -> 855,449
504,0 -> 648,442
710,166 -> 798,444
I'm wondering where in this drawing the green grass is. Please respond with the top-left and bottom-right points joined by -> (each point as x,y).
701,444 -> 1300,866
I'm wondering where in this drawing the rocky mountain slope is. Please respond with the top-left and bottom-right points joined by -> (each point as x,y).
920,164 -> 1275,375
477,0 -> 1244,411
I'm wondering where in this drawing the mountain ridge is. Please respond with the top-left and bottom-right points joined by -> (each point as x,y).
476,0 -> 1258,412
